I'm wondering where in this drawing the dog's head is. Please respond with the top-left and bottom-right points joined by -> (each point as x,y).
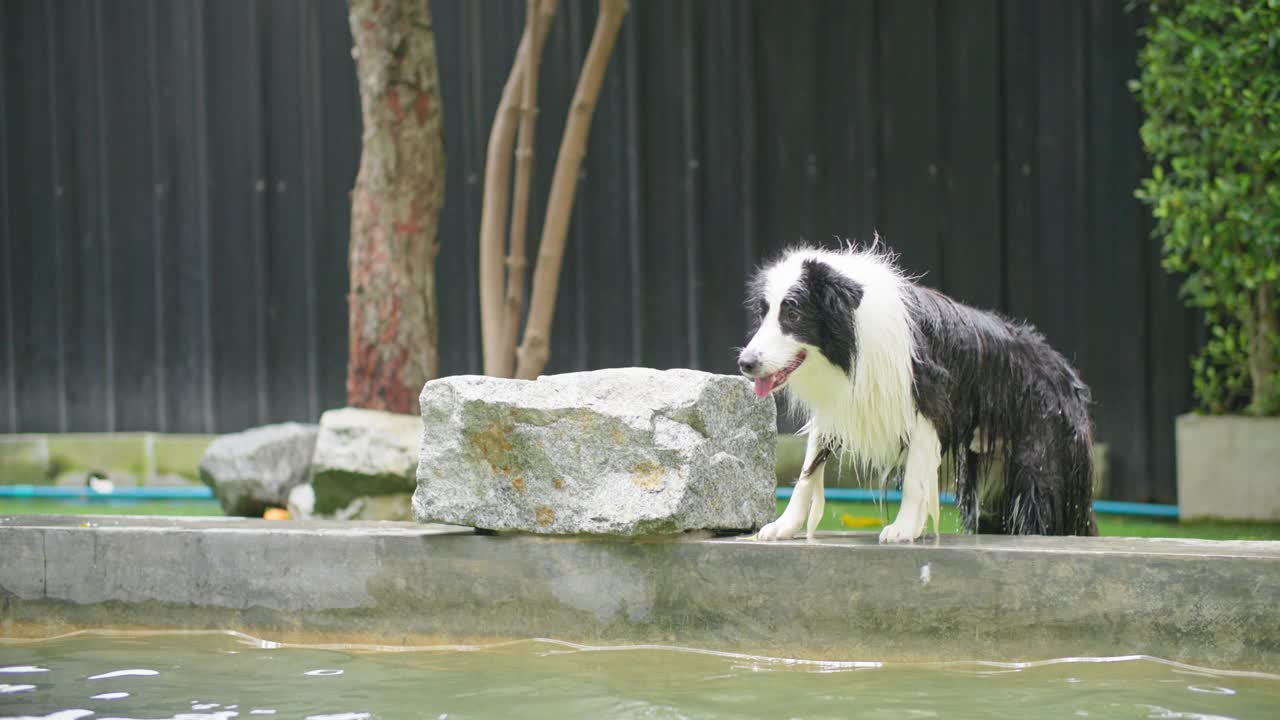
738,251 -> 865,398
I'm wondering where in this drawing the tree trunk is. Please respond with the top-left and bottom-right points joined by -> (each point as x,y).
515,0 -> 628,380
346,0 -> 446,413
1248,283 -> 1279,415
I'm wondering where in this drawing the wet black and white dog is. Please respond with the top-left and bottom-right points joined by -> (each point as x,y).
738,243 -> 1097,542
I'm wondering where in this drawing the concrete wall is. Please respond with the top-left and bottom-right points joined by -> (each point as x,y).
3,515 -> 1278,671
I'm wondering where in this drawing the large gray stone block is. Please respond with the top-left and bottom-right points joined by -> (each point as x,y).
198,423 -> 318,516
413,368 -> 777,535
310,407 -> 421,517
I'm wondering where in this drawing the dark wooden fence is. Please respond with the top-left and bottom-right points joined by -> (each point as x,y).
0,0 -> 1197,502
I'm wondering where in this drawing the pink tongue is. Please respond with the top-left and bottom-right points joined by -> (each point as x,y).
753,375 -> 776,398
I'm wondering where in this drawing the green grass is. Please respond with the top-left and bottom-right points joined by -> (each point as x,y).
784,499 -> 1280,541
0,499 -> 224,517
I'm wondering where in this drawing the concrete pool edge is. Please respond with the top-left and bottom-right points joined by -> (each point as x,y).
2,515 -> 1278,672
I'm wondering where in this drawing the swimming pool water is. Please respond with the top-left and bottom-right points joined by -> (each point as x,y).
2,631 -> 1277,719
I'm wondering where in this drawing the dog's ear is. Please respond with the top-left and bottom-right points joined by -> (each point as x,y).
802,259 -> 863,316
799,258 -> 862,374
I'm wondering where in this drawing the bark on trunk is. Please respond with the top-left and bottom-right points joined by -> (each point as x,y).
346,0 -> 446,413
515,0 -> 628,380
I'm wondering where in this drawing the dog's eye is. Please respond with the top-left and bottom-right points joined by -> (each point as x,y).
783,305 -> 801,324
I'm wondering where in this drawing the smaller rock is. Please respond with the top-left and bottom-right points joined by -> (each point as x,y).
198,423 -> 318,517
310,407 -> 420,516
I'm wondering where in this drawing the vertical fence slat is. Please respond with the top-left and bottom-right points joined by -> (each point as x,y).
47,1 -> 70,431
262,0 -> 315,424
245,0 -> 269,425
155,0 -> 211,432
0,1 -> 15,432
193,0 -> 216,432
937,0 -> 1002,311
581,0 -> 637,371
1001,0 -> 1037,318
635,0 -> 693,370
680,0 -> 701,370
695,0 -> 750,375
623,12 -> 644,366
7,0 -> 61,432
1032,0 -> 1074,353
57,0 -> 112,432
146,0 -> 169,432
736,0 -> 757,306
753,0 -> 816,260
877,0 -> 941,281
103,0 -> 162,432
312,0 -> 357,413
298,0 -> 321,421
568,0 -> 589,372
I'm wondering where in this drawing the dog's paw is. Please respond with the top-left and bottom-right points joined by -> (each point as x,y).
878,520 -> 923,544
757,517 -> 803,541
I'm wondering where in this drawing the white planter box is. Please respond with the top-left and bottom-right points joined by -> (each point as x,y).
1176,413 -> 1280,521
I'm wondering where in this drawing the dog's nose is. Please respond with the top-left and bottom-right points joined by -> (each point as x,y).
738,352 -> 761,376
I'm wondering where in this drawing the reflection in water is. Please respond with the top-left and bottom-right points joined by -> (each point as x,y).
85,670 -> 158,681
0,686 -> 36,696
0,630 -> 1277,720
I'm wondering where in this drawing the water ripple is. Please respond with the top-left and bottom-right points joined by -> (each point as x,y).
88,669 -> 159,680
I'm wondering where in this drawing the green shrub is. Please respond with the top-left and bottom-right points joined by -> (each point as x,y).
1133,0 -> 1280,415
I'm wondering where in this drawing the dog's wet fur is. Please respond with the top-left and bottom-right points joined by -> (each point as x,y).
739,242 -> 1097,541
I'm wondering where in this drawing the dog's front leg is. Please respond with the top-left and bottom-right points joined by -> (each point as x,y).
759,432 -> 828,541
879,413 -> 941,543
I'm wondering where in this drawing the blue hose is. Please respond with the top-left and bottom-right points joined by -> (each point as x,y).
0,485 -> 215,500
0,483 -> 1178,518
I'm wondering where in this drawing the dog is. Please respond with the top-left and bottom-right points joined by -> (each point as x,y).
737,241 -> 1097,542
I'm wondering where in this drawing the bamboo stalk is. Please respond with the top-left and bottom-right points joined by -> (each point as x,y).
478,32 -> 531,376
515,0 -> 628,380
499,0 -> 558,378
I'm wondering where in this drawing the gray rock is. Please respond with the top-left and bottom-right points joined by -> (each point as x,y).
413,368 -> 777,535
311,407 -> 421,515
198,423 -> 318,516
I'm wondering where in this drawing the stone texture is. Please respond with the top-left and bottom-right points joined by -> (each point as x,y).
3,515 -> 1279,671
198,423 -> 318,516
1177,413 -> 1280,521
413,368 -> 777,535
311,407 -> 421,516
